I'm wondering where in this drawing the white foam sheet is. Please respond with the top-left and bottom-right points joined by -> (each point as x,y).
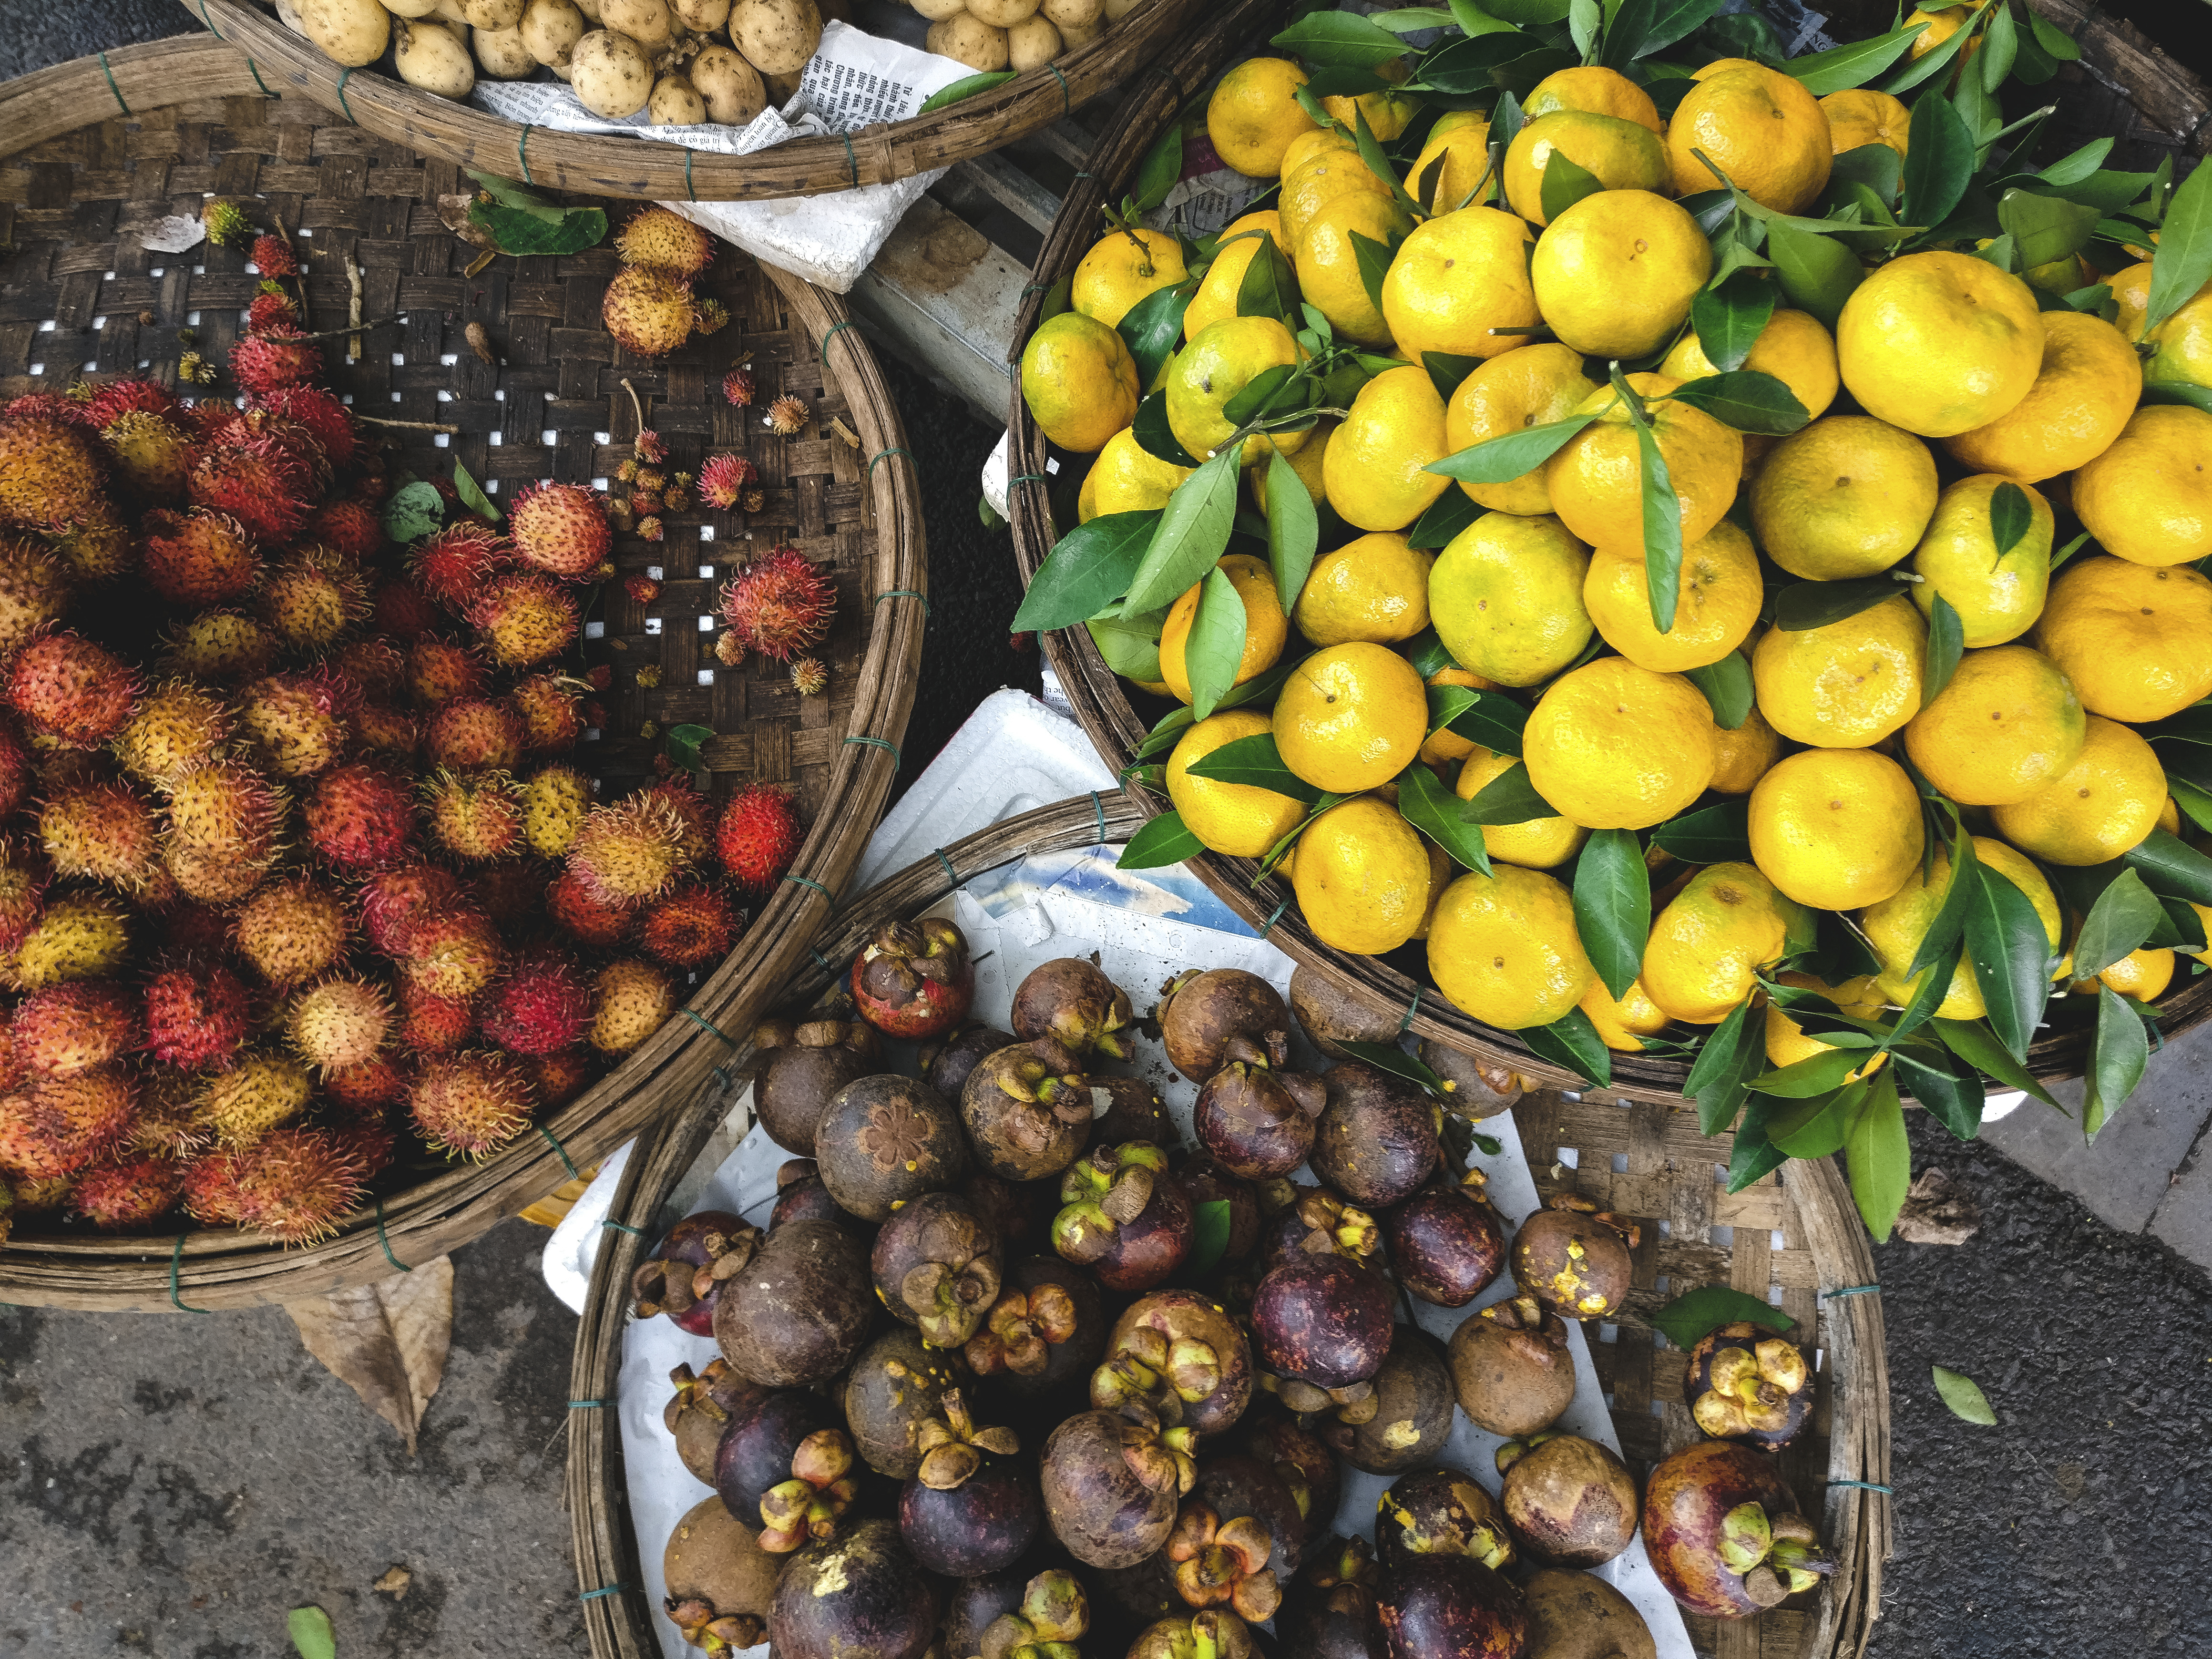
612,865 -> 1693,1659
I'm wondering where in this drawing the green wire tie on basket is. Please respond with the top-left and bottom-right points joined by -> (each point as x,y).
840,131 -> 859,188
517,123 -> 534,184
1824,1283 -> 1882,1299
844,734 -> 901,773
680,1007 -> 740,1087
1089,790 -> 1109,843
934,848 -> 961,888
1045,62 -> 1071,118
601,1219 -> 645,1238
784,873 -> 835,903
537,1122 -> 580,1182
334,67 -> 356,124
684,149 -> 696,201
569,1398 -> 605,1409
1257,898 -> 1290,939
820,318 -> 857,369
168,1235 -> 209,1314
1829,1480 -> 1893,1495
373,1196 -> 411,1273
868,447 -> 911,480
578,1583 -> 630,1603
874,588 -> 930,621
96,50 -> 130,115
1398,988 -> 1423,1034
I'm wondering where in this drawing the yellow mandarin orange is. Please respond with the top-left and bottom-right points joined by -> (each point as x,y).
1380,207 -> 1541,365
1503,112 -> 1670,226
1157,553 -> 1288,705
1019,311 -> 1140,453
1323,55 -> 1421,142
1582,520 -> 1761,673
1278,151 -> 1395,261
1072,226 -> 1188,328
2071,405 -> 2212,567
1443,345 -> 1600,517
1293,532 -> 1434,647
1659,306 -> 1839,423
1524,65 -> 1662,131
1455,746 -> 1589,870
2074,947 -> 2175,1003
1205,57 -> 1321,179
1819,89 -> 1909,157
1530,190 -> 1710,358
1546,375 -> 1743,559
1426,866 -> 1596,1029
1664,64 -> 1833,213
1296,191 -> 1413,348
1582,976 -> 1670,1051
1183,211 -> 1293,343
1166,315 -> 1309,468
1428,511 -> 1592,686
1324,366 -> 1449,533
1866,838 -> 2061,1018
1282,126 -> 1357,183
1989,716 -> 2166,866
1079,427 -> 1190,523
1709,704 -> 1782,794
1522,657 -> 1718,831
1292,796 -> 1436,955
1640,861 -> 1793,1025
1404,110 -> 1494,210
1167,709 -> 1309,858
1751,595 -> 1926,748
1749,415 -> 1937,582
1273,641 -> 1428,794
2035,555 -> 2212,723
1911,475 -> 2053,647
1417,664 -> 1495,767
1901,645 -> 2086,807
1747,747 -> 1924,911
1939,310 -> 2140,482
1251,418 -> 1333,520
1836,251 -> 2044,438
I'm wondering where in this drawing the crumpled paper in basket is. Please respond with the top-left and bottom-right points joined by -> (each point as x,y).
471,20 -> 970,292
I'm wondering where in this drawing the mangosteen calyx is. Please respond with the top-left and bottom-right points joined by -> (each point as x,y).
1126,1608 -> 1257,1659
1728,1505 -> 1832,1604
1306,1534 -> 1379,1598
662,1358 -> 749,1434
1156,968 -> 1292,1081
757,1428 -> 860,1552
1092,1336 -> 1220,1429
1053,1142 -> 1170,1263
1167,1499 -> 1281,1622
860,918 -> 969,997
1119,1399 -> 1202,1500
875,1193 -> 1004,1349
1013,957 -> 1137,1060
1688,1323 -> 1813,1447
665,1596 -> 765,1655
977,1570 -> 1090,1659
1257,1370 -> 1375,1420
632,1218 -> 761,1321
965,1038 -> 1094,1180
915,1389 -> 1022,1492
1377,1471 -> 1514,1573
1292,1187 -> 1381,1262
967,1280 -> 1082,1377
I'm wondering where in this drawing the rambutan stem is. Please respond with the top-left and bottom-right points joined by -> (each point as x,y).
353,414 -> 461,434
621,377 -> 649,442
274,212 -> 308,331
271,312 -> 416,343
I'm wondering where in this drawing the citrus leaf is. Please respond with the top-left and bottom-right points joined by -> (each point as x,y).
1369,6 -> 1459,31
1339,1041 -> 1451,1096
1665,369 -> 1811,434
289,1606 -> 338,1659
1830,142 -> 1904,205
1185,567 -> 1249,722
2169,775 -> 2212,835
1652,798 -> 1751,864
1119,283 -> 1193,394
918,69 -> 1019,113
1987,479 -> 2033,559
380,480 -> 444,544
1224,363 -> 1299,427
2143,380 -> 2212,414
2070,868 -> 2165,981
1891,934 -> 1964,1046
1132,390 -> 1201,469
663,722 -> 715,775
1188,1198 -> 1234,1275
1426,682 -> 1481,736
467,169 -> 563,216
1122,448 -> 1240,614
1998,187 -> 2100,269
470,200 -> 606,257
1446,690 -> 1533,756
1890,1040 -> 1986,1140
1634,416 -> 1682,634
1979,0 -> 2017,91
1091,604 -> 1168,684
1932,1364 -> 1997,1425
1477,0 -> 1568,21
1908,817 -> 1977,978
1882,0 -> 1991,95
1219,653 -> 1307,714
1264,450 -> 1319,614
1684,650 -> 1754,729
1765,215 -> 1865,328
1845,1071 -> 1911,1242
1236,233 -> 1299,325
2049,528 -> 2093,572
1963,862 -> 2053,1060
1458,760 -> 1559,825
1183,731 -> 1324,803
1423,350 -> 1486,401
1132,124 -> 1184,214
1651,1283 -> 1796,1349
1753,1049 -> 1872,1101
1133,705 -> 1194,762
2028,8 -> 2080,63
1117,810 -> 1204,870
1923,592 -> 1965,705
1767,1078 -> 1871,1160
2122,828 -> 2212,907
1635,0 -> 1731,59
1397,760 -> 1494,877
1405,628 -> 1458,678
1520,1008 -> 1611,1087
2144,155 -> 2212,334
1350,229 -> 1398,320
1255,792 -> 1350,878
2084,983 -> 2152,1141
1931,1017 -> 2061,1107
1783,22 -> 1926,94
1428,411 -> 1599,481
1270,9 -> 1411,69
1774,573 -> 1915,631
1689,269 -> 1776,373
1902,88 -> 1977,233
1540,146 -> 1605,221
1574,828 -> 1649,1001
1407,483 -> 1481,550
1687,995 -> 1763,1135
1568,0 -> 1600,60
1012,511 -> 1162,633
451,459 -> 499,523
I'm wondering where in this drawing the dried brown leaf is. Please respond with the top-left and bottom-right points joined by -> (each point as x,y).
285,1257 -> 454,1454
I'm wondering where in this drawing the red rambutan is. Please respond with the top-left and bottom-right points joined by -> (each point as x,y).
698,452 -> 758,510
70,1153 -> 186,1230
157,610 -> 278,683
141,507 -> 261,605
182,1150 -> 251,1225
332,635 -> 409,701
0,1066 -> 137,1178
482,952 -> 595,1055
639,881 -> 746,970
722,367 -> 755,408
229,327 -> 320,396
0,537 -> 71,656
717,546 -> 835,662
715,782 -> 802,892
143,963 -> 253,1069
258,386 -> 358,471
423,768 -> 524,861
101,410 -> 200,500
256,550 -> 373,652
4,631 -> 140,749
0,836 -> 50,952
411,1051 -> 536,1161
230,1127 -> 368,1244
354,702 -> 421,762
412,522 -> 512,613
474,858 -> 550,927
162,757 -> 287,880
75,377 -> 178,429
306,496 -> 383,563
237,672 -> 350,778
509,481 -> 611,579
426,696 -> 524,771
359,865 -> 467,956
615,205 -> 715,278
508,674 -> 584,753
38,781 -> 163,893
304,761 -> 418,870
247,288 -> 299,334
522,1047 -> 594,1108
397,980 -> 477,1056
405,635 -> 490,707
326,1056 -> 409,1115
0,409 -> 110,533
13,981 -> 140,1077
186,435 -> 313,545
545,869 -> 635,949
374,579 -> 441,639
469,570 -> 581,667
0,715 -> 31,819
250,233 -> 299,276
569,792 -> 696,905
590,958 -> 676,1055
400,908 -> 505,1001
287,976 -> 396,1072
234,878 -> 351,987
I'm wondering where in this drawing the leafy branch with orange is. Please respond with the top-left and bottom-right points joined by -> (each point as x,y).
1011,0 -> 2212,1241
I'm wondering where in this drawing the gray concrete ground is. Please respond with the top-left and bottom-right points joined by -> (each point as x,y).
6,6 -> 2212,1658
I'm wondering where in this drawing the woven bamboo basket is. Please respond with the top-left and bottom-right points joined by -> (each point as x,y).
562,792 -> 1889,1659
0,41 -> 924,1310
173,0 -> 1214,202
1006,0 -> 2212,1101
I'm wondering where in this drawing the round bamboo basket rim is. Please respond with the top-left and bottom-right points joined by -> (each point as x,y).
562,794 -> 1891,1659
1004,0 -> 2212,1102
166,0 -> 1209,204
0,43 -> 927,1311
